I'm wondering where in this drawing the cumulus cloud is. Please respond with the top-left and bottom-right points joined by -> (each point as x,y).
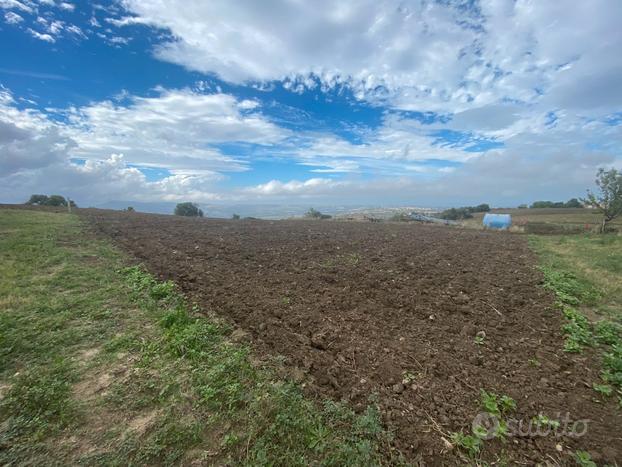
244,177 -> 346,197
0,87 -> 284,204
242,147 -> 619,206
118,0 -> 622,113
62,88 -> 287,172
0,154 -> 226,205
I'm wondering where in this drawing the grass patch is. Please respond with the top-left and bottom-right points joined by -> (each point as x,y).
0,209 -> 398,465
530,233 -> 622,405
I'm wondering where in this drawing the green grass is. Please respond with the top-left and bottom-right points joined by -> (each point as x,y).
449,390 -> 516,460
0,209 -> 399,465
530,233 -> 622,405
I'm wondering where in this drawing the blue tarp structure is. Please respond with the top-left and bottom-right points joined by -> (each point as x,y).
483,213 -> 512,230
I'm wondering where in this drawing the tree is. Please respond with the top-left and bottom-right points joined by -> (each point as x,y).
126,206 -> 135,212
26,194 -> 49,205
47,195 -> 67,206
473,203 -> 491,212
583,168 -> 622,233
231,213 -> 240,220
174,202 -> 204,217
25,194 -> 74,207
564,198 -> 582,208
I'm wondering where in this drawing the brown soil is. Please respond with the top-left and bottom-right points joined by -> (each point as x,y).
80,209 -> 622,465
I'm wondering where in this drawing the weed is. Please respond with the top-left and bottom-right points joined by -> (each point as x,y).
401,371 -> 417,385
574,450 -> 597,467
474,335 -> 485,345
539,266 -> 600,306
533,414 -> 560,429
528,358 -> 541,367
601,344 -> 622,388
480,390 -> 515,417
592,383 -> 613,396
559,306 -> 594,353
450,431 -> 482,458
595,320 -> 621,345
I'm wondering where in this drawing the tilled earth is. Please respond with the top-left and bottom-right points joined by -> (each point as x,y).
81,209 -> 621,465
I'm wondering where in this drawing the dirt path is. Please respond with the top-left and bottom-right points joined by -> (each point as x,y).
81,209 -> 622,465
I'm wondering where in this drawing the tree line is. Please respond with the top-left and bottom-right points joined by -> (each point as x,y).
524,198 -> 582,209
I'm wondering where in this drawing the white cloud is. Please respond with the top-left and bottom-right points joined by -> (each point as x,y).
244,177 -> 345,197
0,87 -> 291,204
3,10 -> 22,22
62,88 -> 287,171
0,91 -> 231,204
240,146 -> 619,206
0,0 -> 33,13
66,24 -> 85,38
105,15 -> 149,27
118,0 -> 622,114
26,27 -> 55,42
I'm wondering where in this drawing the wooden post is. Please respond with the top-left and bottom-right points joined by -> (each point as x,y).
67,197 -> 72,213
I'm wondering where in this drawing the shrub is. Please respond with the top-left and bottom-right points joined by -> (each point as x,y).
438,207 -> 473,220
305,208 -> 331,219
174,202 -> 204,217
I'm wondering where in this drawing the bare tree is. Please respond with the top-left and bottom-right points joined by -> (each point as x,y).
583,168 -> 622,233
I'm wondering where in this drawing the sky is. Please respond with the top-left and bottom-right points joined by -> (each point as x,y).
1,0 -> 621,213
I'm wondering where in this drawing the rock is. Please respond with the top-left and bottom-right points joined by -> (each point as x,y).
476,330 -> 486,339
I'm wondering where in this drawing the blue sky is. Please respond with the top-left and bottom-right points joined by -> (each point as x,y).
1,0 -> 621,212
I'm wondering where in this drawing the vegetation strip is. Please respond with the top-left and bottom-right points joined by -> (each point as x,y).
530,235 -> 622,407
0,209 -> 398,465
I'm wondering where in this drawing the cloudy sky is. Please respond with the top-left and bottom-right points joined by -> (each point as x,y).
1,0 -> 621,211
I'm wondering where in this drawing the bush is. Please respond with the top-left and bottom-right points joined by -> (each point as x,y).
231,214 -> 240,220
174,203 -> 204,217
305,208 -> 331,219
438,207 -> 473,220
437,203 -> 490,220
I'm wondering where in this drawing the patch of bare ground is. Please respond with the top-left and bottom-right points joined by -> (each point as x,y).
80,208 -> 622,465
